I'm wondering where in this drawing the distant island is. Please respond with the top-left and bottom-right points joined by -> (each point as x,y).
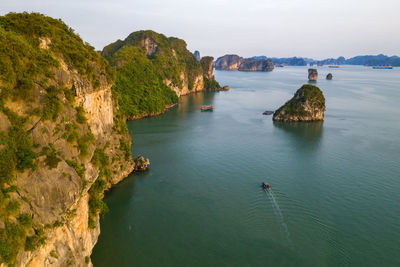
241,54 -> 400,67
215,54 -> 274,71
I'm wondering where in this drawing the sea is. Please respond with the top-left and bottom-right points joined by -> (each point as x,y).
92,66 -> 400,266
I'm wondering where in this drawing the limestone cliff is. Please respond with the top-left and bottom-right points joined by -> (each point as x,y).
200,56 -> 223,91
215,55 -> 274,71
273,84 -> 325,122
0,13 -> 142,266
102,30 -> 223,119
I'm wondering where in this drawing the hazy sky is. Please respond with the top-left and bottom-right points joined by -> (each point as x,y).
1,0 -> 400,59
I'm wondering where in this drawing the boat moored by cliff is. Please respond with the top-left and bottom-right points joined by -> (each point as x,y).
201,105 -> 213,111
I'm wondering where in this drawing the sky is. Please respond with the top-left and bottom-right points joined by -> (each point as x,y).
1,0 -> 400,59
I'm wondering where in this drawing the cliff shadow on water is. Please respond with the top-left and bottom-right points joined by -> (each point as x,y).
103,171 -> 149,201
273,121 -> 324,151
177,91 -> 216,114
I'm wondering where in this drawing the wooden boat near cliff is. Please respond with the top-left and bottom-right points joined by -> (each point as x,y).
201,105 -> 213,111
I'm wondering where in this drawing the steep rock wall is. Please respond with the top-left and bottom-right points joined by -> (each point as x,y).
0,13 -> 137,267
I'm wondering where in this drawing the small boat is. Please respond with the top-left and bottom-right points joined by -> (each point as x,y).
372,66 -> 393,69
262,182 -> 270,189
328,65 -> 340,68
262,111 -> 274,115
201,105 -> 213,111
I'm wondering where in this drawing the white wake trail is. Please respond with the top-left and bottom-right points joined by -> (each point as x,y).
265,189 -> 291,242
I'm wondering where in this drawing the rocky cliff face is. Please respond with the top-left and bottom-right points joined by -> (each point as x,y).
308,68 -> 318,81
0,13 -> 140,266
164,72 -> 204,97
273,84 -> 325,122
215,55 -> 274,71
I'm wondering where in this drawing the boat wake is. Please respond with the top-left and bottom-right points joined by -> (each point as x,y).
265,189 -> 291,243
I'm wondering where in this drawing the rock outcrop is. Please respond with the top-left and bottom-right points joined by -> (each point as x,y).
273,84 -> 325,122
215,54 -> 274,71
0,13 -> 148,266
308,68 -> 318,81
200,56 -> 215,80
193,50 -> 200,61
200,56 -> 231,91
326,73 -> 333,80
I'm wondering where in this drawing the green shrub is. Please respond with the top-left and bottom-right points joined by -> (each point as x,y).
0,123 -> 37,184
61,123 -> 79,143
63,87 -> 75,104
52,220 -> 64,228
77,131 -> 95,159
17,213 -> 33,229
66,160 -> 85,179
75,106 -> 87,124
204,77 -> 221,90
0,221 -> 26,264
6,200 -> 20,215
41,144 -> 61,169
25,227 -> 46,251
88,178 -> 108,229
119,138 -> 132,161
50,250 -> 58,259
42,86 -> 63,121
91,148 -> 109,169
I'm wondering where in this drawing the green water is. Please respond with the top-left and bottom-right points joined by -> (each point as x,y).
92,66 -> 400,266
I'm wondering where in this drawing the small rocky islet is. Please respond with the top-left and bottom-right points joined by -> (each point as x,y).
308,68 -> 318,81
272,84 -> 326,122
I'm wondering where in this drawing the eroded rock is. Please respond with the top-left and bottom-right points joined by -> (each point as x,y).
308,68 -> 318,81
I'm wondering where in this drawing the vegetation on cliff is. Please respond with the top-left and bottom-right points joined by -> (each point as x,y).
103,30 -> 203,118
108,45 -> 178,118
273,84 -> 325,122
0,12 -> 114,97
0,13 -> 132,265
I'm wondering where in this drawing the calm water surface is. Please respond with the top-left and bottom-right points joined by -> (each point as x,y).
92,66 -> 400,266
